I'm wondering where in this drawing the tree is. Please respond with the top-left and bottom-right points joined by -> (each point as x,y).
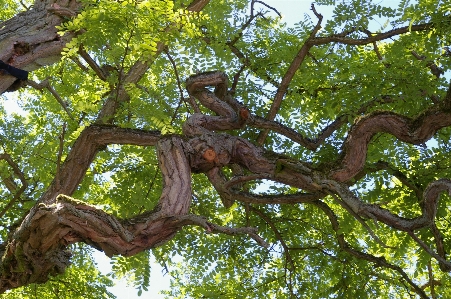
0,0 -> 450,297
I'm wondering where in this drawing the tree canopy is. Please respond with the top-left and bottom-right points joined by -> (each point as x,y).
0,0 -> 451,298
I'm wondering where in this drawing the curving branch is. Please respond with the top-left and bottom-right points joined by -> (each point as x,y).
0,130 -> 280,291
330,109 -> 451,182
311,175 -> 451,272
319,178 -> 451,233
183,71 -> 250,136
255,14 -> 446,145
1,71 -> 279,291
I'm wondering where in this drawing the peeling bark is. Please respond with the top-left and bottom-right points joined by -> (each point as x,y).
0,0 -> 81,93
0,133 -> 270,291
1,61 -> 451,295
1,0 -> 451,294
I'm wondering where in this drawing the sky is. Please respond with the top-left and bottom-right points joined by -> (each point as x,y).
92,250 -> 171,299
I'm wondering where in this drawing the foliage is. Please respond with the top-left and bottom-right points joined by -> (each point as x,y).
0,0 -> 451,298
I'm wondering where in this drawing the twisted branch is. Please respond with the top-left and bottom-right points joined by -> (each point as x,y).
330,109 -> 451,182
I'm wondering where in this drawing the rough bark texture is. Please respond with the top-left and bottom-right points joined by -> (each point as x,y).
1,66 -> 451,294
0,0 -> 80,93
0,1 -> 451,297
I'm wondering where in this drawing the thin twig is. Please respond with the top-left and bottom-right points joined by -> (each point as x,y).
27,79 -> 74,120
56,123 -> 67,190
0,153 -> 28,218
427,260 -> 437,299
164,49 -> 193,120
174,214 -> 269,248
223,173 -> 271,189
250,206 -> 295,271
326,191 -> 393,249
253,0 -> 282,18
231,64 -> 246,94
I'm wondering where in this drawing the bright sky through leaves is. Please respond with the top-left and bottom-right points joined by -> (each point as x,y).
1,0 -> 451,298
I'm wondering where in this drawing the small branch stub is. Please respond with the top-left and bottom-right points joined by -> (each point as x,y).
203,147 -> 217,162
239,107 -> 250,120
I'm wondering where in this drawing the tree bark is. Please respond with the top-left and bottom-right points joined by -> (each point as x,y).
0,0 -> 80,93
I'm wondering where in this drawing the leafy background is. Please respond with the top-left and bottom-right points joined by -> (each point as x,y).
1,0 -> 450,298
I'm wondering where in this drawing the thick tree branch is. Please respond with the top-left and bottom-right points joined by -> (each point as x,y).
0,135 -> 181,291
320,178 -> 451,233
1,130 -> 280,291
2,55 -> 451,297
330,109 -> 451,182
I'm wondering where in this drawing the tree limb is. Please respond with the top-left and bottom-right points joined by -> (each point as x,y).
257,4 -> 323,145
